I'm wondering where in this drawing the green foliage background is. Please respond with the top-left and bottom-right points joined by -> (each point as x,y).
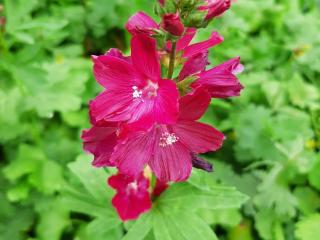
0,0 -> 319,239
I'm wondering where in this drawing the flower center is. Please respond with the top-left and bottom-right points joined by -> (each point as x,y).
159,132 -> 179,147
132,81 -> 159,100
144,81 -> 158,98
126,181 -> 138,194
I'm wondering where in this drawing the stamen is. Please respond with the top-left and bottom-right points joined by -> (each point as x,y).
159,132 -> 179,147
132,86 -> 142,98
127,181 -> 138,193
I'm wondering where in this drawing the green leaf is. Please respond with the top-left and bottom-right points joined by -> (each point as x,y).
308,158 -> 320,191
67,154 -> 113,200
157,182 -> 248,211
293,187 -> 320,215
86,217 -> 122,240
0,207 -> 34,240
35,197 -> 69,240
197,208 -> 242,227
62,154 -> 116,218
295,214 -> 320,240
153,210 -> 218,240
254,164 -> 298,218
2,144 -> 45,181
228,220 -> 254,240
122,213 -> 152,240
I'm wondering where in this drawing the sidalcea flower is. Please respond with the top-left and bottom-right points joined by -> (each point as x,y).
108,172 -> 151,221
126,11 -> 159,35
161,13 -> 185,36
110,87 -> 225,182
198,0 -> 231,20
90,33 -> 179,129
192,56 -> 244,98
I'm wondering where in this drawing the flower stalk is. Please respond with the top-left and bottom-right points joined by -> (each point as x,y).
167,41 -> 176,79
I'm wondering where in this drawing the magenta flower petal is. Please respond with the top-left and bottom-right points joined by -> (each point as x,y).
90,78 -> 178,127
104,48 -> 131,63
131,33 -> 161,81
108,172 -> 152,221
150,126 -> 192,182
182,31 -> 224,58
211,56 -> 244,74
89,89 -> 132,123
127,79 -> 179,129
176,28 -> 197,51
173,120 -> 225,153
125,11 -> 159,35
92,55 -> 141,89
178,51 -> 209,80
194,57 -> 244,98
179,87 -> 211,121
152,179 -> 168,197
111,131 -> 155,178
81,122 -> 118,167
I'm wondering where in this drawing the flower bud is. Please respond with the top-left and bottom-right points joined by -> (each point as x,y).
155,0 -> 178,15
199,0 -> 231,20
184,11 -> 206,28
158,0 -> 165,6
161,13 -> 185,36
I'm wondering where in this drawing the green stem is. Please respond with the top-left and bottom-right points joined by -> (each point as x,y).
167,41 -> 176,79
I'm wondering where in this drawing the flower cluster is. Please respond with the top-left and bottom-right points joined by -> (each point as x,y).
82,0 -> 243,221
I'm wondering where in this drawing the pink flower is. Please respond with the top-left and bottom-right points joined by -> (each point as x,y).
168,28 -> 223,58
199,0 -> 231,20
178,51 -> 209,80
108,172 -> 152,221
110,87 -> 225,182
161,13 -> 185,36
90,33 -> 179,129
126,11 -> 159,35
192,57 -> 244,98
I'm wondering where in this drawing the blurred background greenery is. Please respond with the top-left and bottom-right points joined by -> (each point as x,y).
0,0 -> 319,239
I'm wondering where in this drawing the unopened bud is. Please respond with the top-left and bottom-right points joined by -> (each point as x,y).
161,13 -> 185,36
184,11 -> 206,28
